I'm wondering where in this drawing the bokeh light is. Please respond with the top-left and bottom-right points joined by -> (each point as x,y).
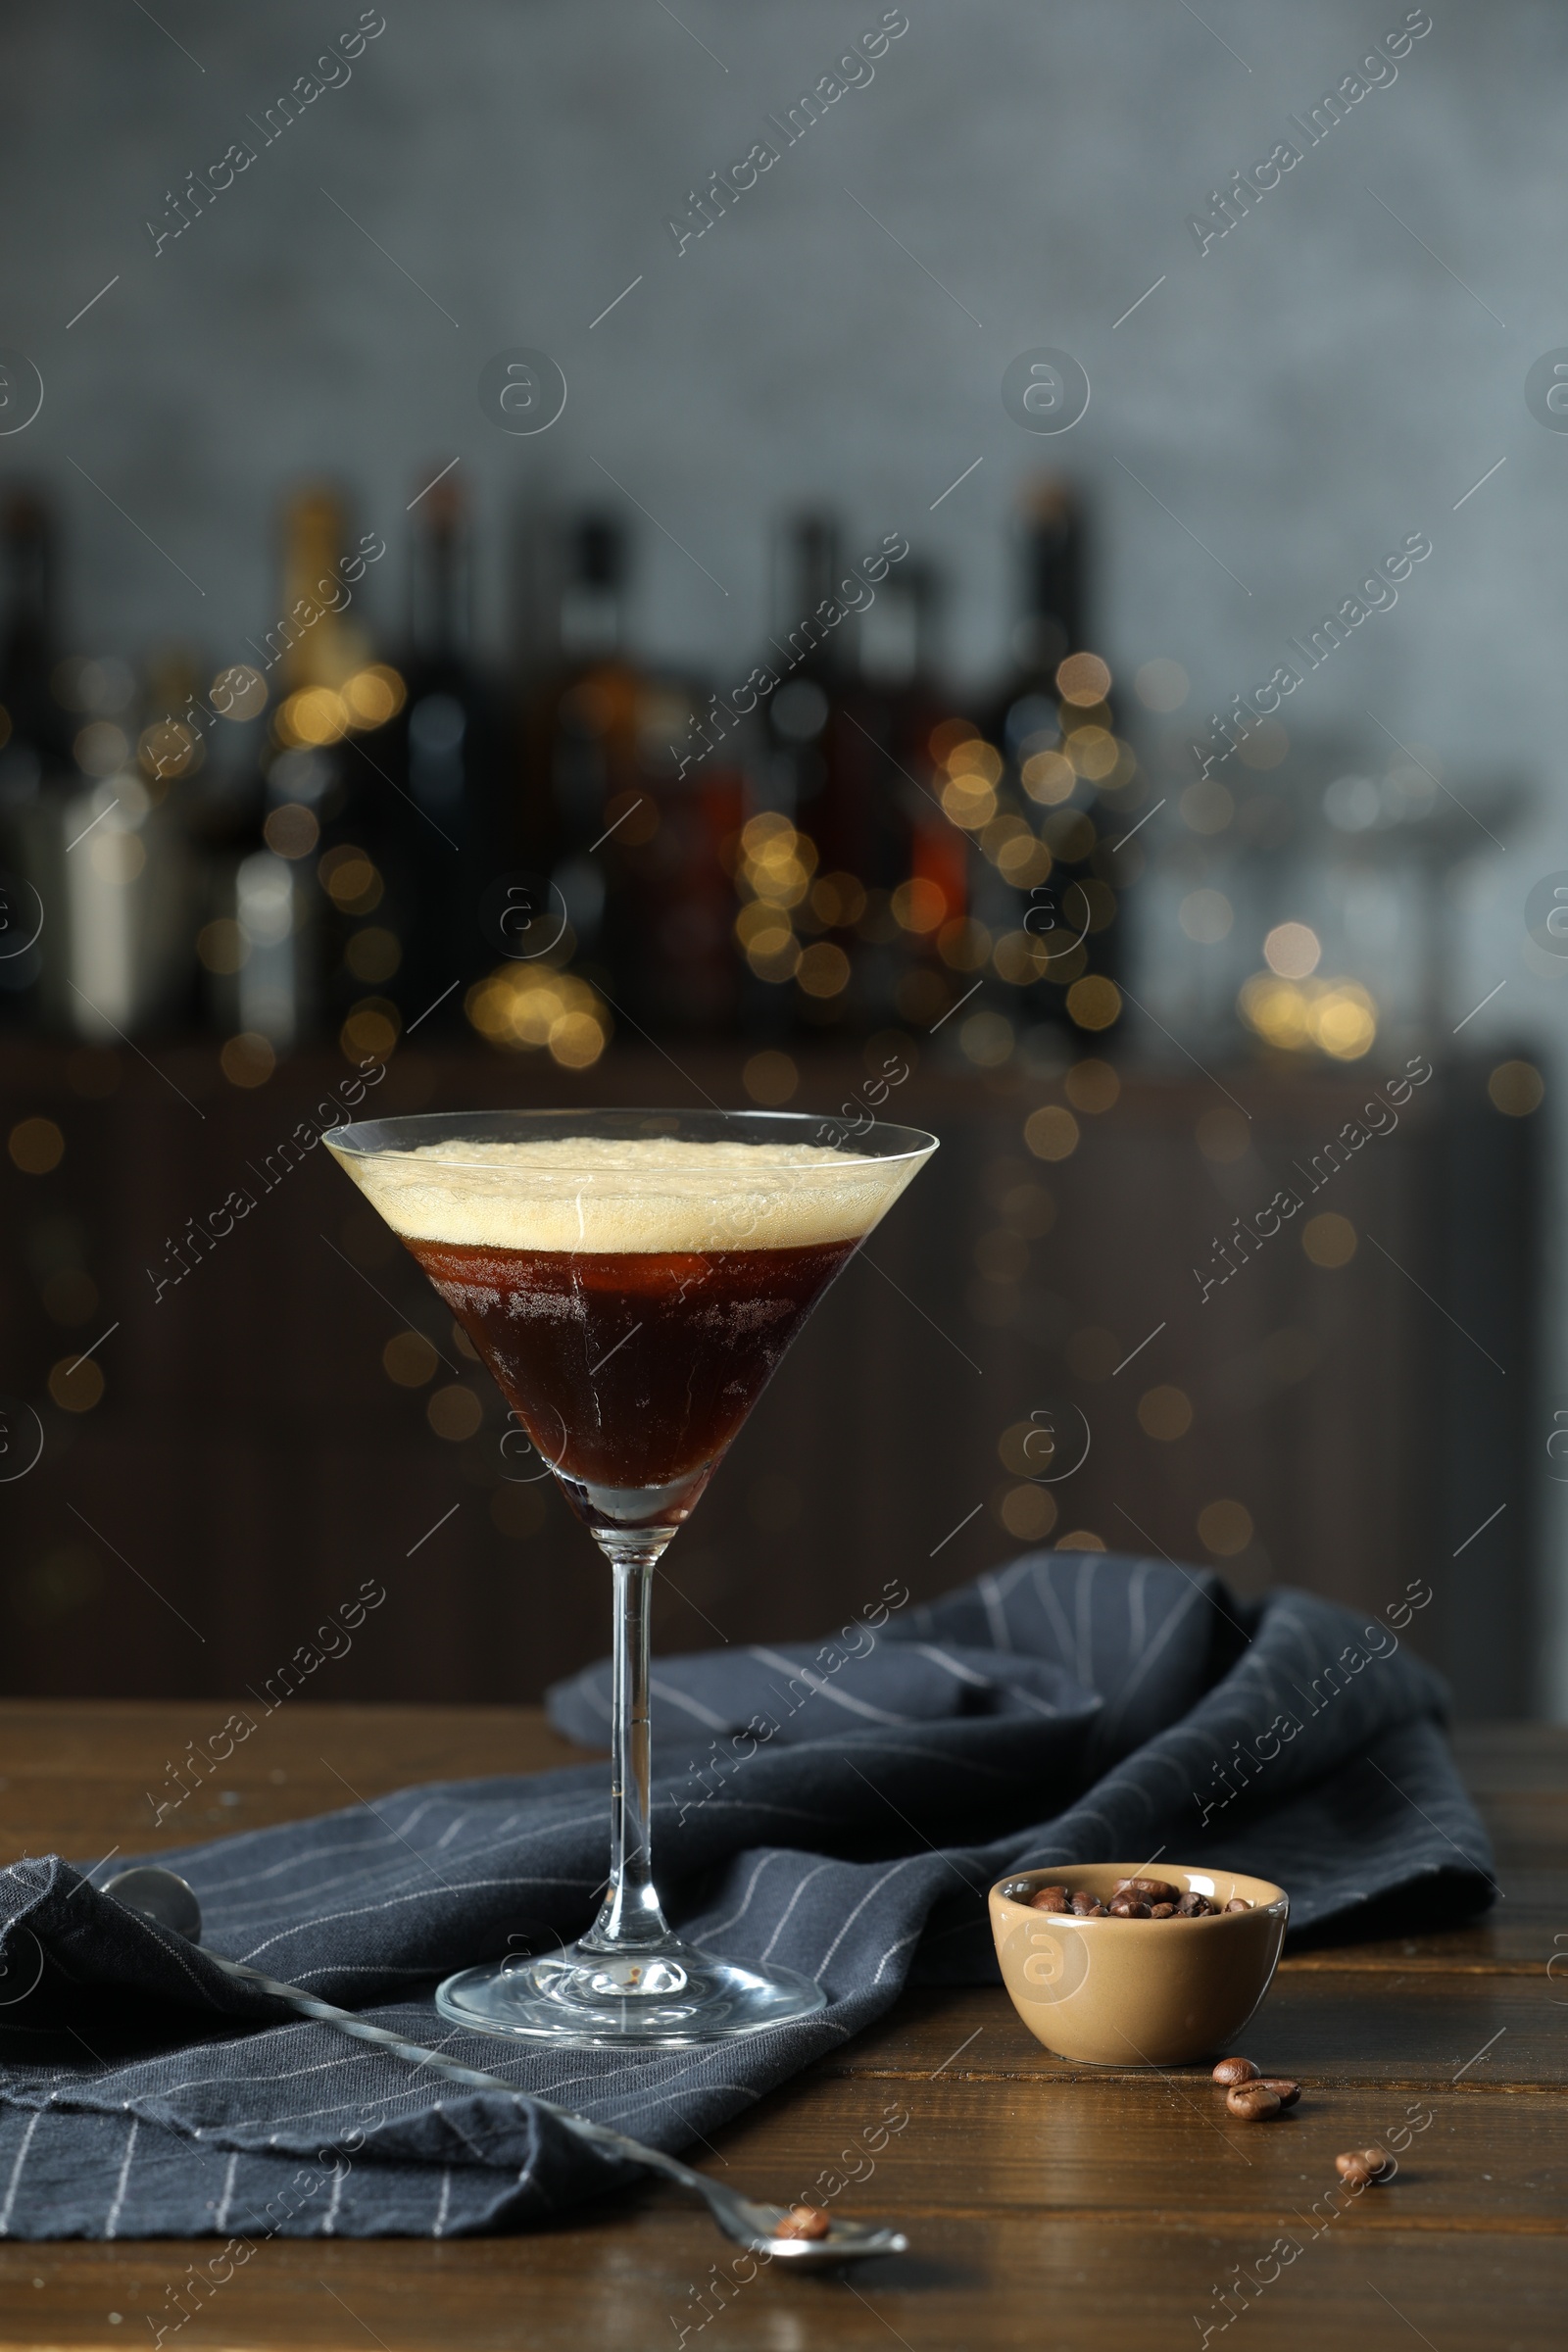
1263,921 -> 1322,979
1301,1212 -> 1357,1268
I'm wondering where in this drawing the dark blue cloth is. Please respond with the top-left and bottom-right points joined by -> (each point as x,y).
0,1554 -> 1491,2239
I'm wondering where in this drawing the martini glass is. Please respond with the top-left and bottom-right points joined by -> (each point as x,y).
325,1106 -> 937,2046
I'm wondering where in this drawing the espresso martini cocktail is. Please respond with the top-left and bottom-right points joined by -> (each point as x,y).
338,1131 -> 917,1535
325,1108 -> 938,2046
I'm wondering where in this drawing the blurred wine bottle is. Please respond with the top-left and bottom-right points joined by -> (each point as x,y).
518,512 -> 745,1036
842,556 -> 972,1033
202,486 -> 403,1069
985,479 -> 1126,1043
0,492 -> 70,786
521,514 -> 643,1004
384,473 -> 494,1033
634,672 -> 744,1035
737,513 -> 867,1037
31,662 -> 197,1045
0,491 -> 67,1019
1,487 -> 199,1040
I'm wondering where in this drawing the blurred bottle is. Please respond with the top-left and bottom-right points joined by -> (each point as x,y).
737,514 -> 868,1037
1,491 -> 198,1042
985,480 -> 1126,1041
633,669 -> 743,1034
522,514 -> 646,1007
0,491 -> 67,1020
383,474 -> 495,1033
842,557 -> 971,1031
0,492 -> 71,788
204,487 -> 402,1063
759,515 -> 852,841
28,644 -> 196,1042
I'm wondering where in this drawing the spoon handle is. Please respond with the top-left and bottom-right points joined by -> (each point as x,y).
210,1952 -> 708,2191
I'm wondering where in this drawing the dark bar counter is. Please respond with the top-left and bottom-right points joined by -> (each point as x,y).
0,1037 -> 1538,1716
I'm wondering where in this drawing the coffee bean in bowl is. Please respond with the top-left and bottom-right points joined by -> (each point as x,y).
1008,1879 -> 1238,1920
989,1865 -> 1289,2067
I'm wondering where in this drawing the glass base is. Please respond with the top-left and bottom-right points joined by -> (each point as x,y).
435,1936 -> 827,2048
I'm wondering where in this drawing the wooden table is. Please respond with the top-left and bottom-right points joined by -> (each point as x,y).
0,1704 -> 1563,2348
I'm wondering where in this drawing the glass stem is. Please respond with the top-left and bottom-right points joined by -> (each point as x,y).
580,1536 -> 675,1953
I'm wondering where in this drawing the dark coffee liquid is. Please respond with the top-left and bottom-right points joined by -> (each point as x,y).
405,1234 -> 858,1530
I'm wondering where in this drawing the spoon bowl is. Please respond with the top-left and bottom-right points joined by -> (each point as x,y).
102,1864 -> 202,1940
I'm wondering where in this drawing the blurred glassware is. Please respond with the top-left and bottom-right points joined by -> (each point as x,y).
1125,718 -> 1528,1063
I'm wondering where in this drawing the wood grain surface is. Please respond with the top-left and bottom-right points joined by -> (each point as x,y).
0,1704 -> 1562,2348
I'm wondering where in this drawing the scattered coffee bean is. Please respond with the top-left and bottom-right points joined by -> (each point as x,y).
1226,2082 -> 1282,2121
1359,2145 -> 1392,2179
1224,1897 -> 1251,1913
1211,2056 -> 1259,2086
1259,2077 -> 1300,2110
1029,1886 -> 1070,1912
775,2204 -> 832,2240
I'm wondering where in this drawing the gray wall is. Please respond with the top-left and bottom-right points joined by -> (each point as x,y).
5,0 -> 1566,1696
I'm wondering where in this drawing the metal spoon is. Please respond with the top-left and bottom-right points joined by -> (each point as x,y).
102,1865 -> 906,2267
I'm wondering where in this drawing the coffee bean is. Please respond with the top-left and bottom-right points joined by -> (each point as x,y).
1259,2077 -> 1300,2110
1359,2145 -> 1392,2179
1005,1879 -> 1254,1924
1226,2083 -> 1281,2121
1211,2056 -> 1259,2085
1334,2151 -> 1379,2186
776,2203 -> 832,2240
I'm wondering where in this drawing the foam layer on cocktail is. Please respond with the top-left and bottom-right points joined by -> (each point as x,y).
330,1133 -> 920,1254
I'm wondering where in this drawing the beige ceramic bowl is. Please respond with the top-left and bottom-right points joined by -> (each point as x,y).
989,1863 -> 1289,2067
